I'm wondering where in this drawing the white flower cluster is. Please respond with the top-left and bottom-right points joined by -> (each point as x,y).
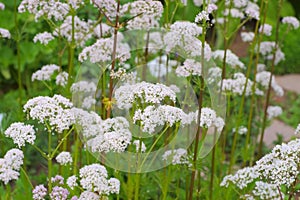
232,126 -> 248,135
245,2 -> 260,20
221,73 -> 261,96
18,0 -> 69,21
24,95 -> 75,133
70,81 -> 97,93
170,21 -> 203,37
114,81 -> 176,109
68,0 -> 84,9
223,8 -> 244,19
195,107 -> 225,132
55,71 -> 69,87
34,175 -> 73,199
71,108 -> 132,153
51,175 -> 64,185
91,0 -> 118,19
259,24 -> 272,36
94,23 -> 113,38
148,55 -> 176,78
162,148 -> 191,166
241,32 -> 255,42
133,105 -> 194,134
207,67 -> 222,84
123,0 -> 163,30
70,108 -> 102,135
33,32 -> 54,45
257,63 -> 266,72
4,122 -> 36,148
56,151 -> 73,166
147,32 -> 164,54
0,149 -> 24,184
133,140 -> 146,153
257,41 -> 285,65
195,11 -> 209,23
79,164 -> 120,195
230,0 -> 248,8
163,21 -> 212,60
67,175 -> 78,190
81,96 -> 96,110
31,64 -> 60,82
193,0 -> 218,7
176,59 -> 202,77
252,181 -> 282,200
213,50 -> 245,69
50,186 -> 69,200
222,139 -> 300,191
78,191 -> 99,200
86,117 -> 132,153
256,71 -> 284,97
223,1 -> 260,20
79,34 -> 131,64
54,16 -> 92,47
195,3 -> 217,23
282,16 -> 300,29
32,184 -> 47,200
71,81 -> 97,110
267,106 -> 283,120
0,28 -> 10,39
220,167 -> 260,189
256,141 -> 300,187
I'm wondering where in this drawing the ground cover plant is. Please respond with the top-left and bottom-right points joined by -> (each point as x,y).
0,0 -> 300,199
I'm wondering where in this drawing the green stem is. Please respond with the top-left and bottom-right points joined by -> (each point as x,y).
162,166 -> 171,200
209,129 -> 218,200
51,126 -> 74,158
169,1 -> 179,24
67,9 -> 76,92
21,167 -> 33,189
258,0 -> 283,158
139,125 -> 169,171
134,173 -> 140,200
229,0 -> 266,172
5,183 -> 11,200
14,0 -> 22,113
73,129 -> 81,175
244,0 -> 267,166
188,3 -> 207,197
107,0 -> 121,118
32,144 -> 48,159
48,129 -> 52,191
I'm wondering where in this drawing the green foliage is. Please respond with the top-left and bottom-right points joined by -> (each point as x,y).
279,92 -> 300,127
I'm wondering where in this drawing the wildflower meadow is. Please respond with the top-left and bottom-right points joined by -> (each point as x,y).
1,0 -> 300,199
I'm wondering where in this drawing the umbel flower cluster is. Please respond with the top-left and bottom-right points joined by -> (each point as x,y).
0,149 -> 24,185
221,138 -> 300,199
32,164 -> 120,199
1,0 -> 300,199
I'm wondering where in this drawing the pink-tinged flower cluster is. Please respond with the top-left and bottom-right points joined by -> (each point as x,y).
0,149 -> 24,184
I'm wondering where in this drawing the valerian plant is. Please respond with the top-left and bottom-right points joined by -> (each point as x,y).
0,0 -> 300,200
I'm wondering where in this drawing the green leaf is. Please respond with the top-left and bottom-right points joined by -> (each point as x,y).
19,41 -> 39,70
1,68 -> 11,79
0,45 -> 15,67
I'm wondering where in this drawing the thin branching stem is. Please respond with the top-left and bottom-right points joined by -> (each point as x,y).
258,0 -> 283,158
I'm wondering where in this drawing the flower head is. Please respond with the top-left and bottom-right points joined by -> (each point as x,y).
56,152 -> 73,166
4,122 -> 36,148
